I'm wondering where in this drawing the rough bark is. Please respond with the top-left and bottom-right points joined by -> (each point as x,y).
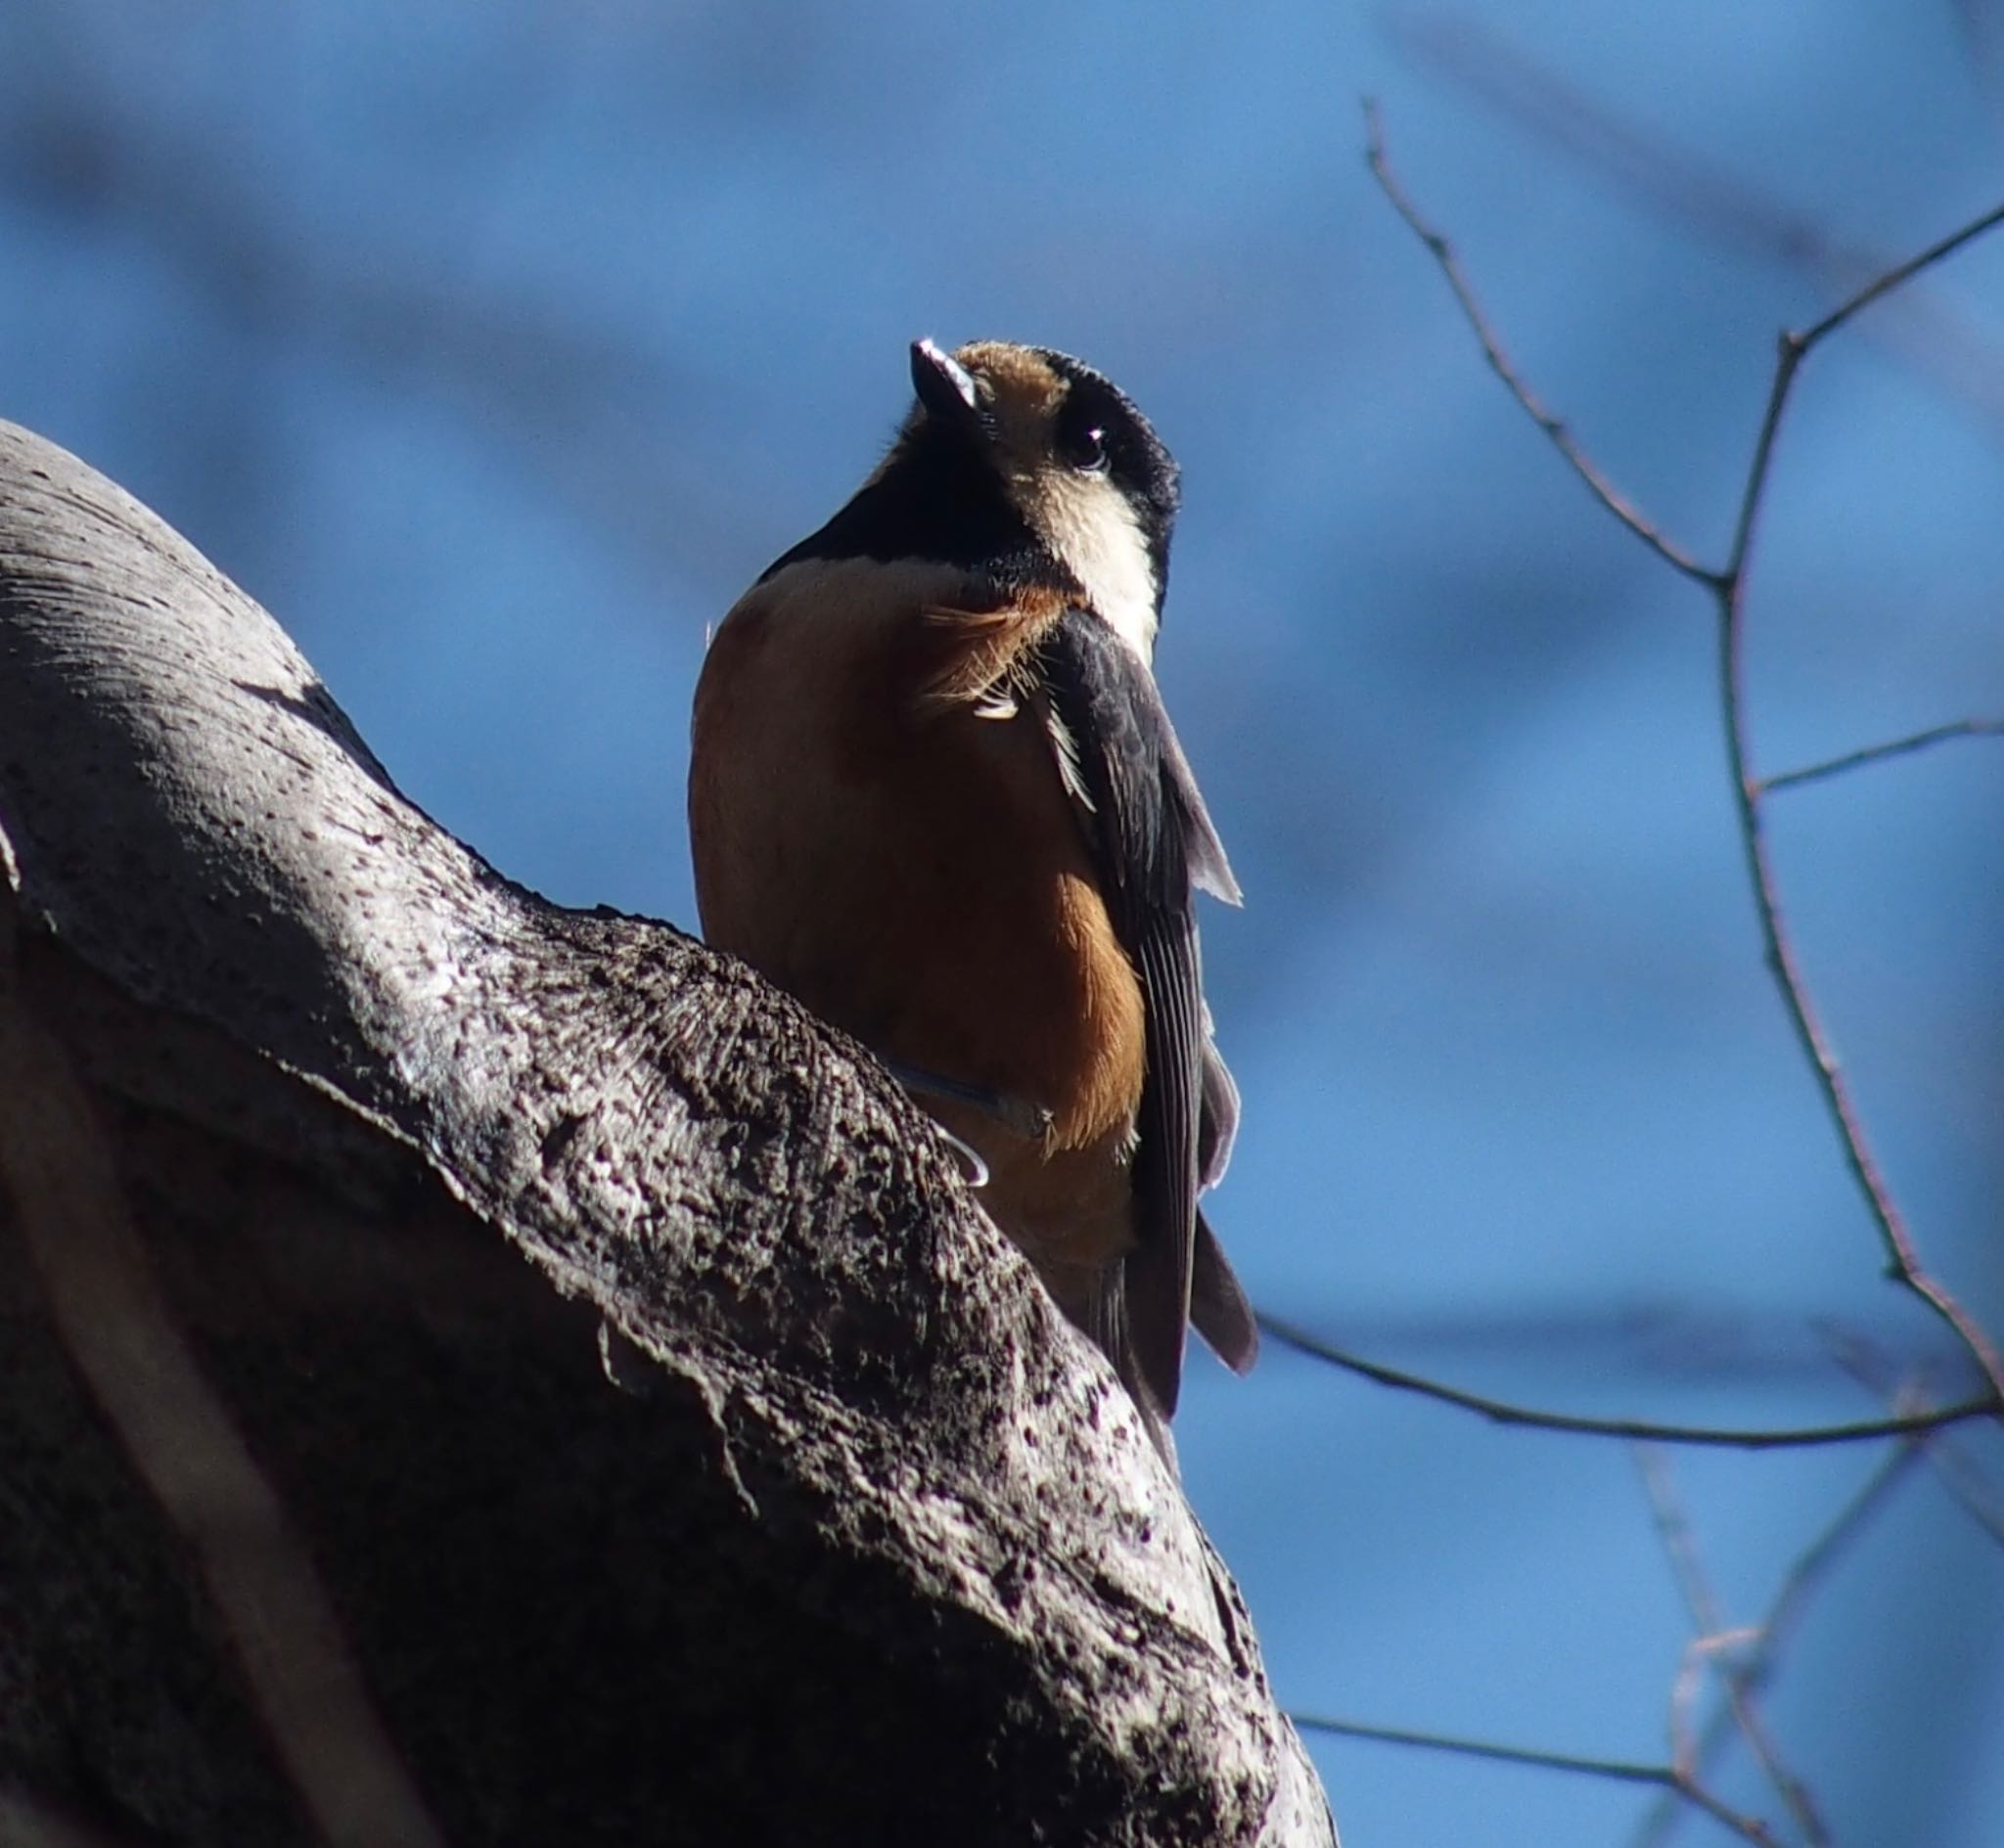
0,419 -> 1335,1848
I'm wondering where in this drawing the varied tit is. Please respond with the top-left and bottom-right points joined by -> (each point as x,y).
688,338 -> 1256,1460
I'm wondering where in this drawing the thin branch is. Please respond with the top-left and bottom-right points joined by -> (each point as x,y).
1372,93 -> 2004,1409
1916,1434 -> 2004,1548
1755,1444 -> 1924,1626
1631,1442 -> 1925,1848
1717,203 -> 2004,1406
1636,1448 -> 1829,1844
1830,1335 -> 2004,1549
1799,198 -> 2004,346
1362,98 -> 1717,586
1294,1713 -> 1780,1846
1258,1313 -> 2002,1449
1758,718 -> 2004,793
1723,335 -> 1803,581
1360,107 -> 2004,1844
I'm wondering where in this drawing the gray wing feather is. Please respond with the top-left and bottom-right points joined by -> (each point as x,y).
1037,609 -> 1252,1419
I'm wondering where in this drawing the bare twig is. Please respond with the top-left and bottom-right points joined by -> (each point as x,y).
1830,1335 -> 2004,1549
1357,107 -> 2004,1847
1259,1314 -> 2001,1448
1717,217 -> 2004,1407
1369,101 -> 2004,1410
1388,10 -> 2004,435
1753,1445 -> 1923,1633
1294,1712 -> 1780,1846
1362,98 -> 1716,585
1665,1625 -> 1760,1780
1631,1443 -> 1925,1847
1797,198 -> 2004,347
1911,1432 -> 2004,1548
1636,1448 -> 1829,1844
1759,719 -> 2004,793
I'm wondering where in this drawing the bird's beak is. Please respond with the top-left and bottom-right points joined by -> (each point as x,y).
910,338 -> 983,428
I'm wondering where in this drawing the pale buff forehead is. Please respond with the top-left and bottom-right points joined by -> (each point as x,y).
954,340 -> 1068,455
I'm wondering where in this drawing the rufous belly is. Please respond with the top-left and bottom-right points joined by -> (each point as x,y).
690,559 -> 1146,1302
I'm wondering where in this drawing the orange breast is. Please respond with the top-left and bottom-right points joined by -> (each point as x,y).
689,560 -> 1147,1174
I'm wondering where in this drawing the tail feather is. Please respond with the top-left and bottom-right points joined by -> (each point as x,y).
1190,1209 -> 1259,1375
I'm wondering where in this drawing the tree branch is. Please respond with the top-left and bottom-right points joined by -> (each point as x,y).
1635,1447 -> 1828,1844
1630,1442 -> 1923,1848
1259,1314 -> 2001,1448
1714,215 -> 2004,1405
0,418 -> 1332,1848
1294,1714 -> 1780,1846
1368,102 -> 2004,1411
1758,718 -> 2004,793
1362,97 -> 1717,586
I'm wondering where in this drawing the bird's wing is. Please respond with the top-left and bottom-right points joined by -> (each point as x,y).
1035,608 -> 1254,1421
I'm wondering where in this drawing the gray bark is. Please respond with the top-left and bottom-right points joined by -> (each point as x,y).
0,419 -> 1335,1848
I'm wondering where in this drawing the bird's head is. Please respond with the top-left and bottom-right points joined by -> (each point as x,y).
895,338 -> 1178,660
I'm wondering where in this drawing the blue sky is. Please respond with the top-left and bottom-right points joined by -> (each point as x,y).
5,6 -> 2002,1841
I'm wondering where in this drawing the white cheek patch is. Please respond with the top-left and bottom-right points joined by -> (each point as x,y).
1027,471 -> 1160,663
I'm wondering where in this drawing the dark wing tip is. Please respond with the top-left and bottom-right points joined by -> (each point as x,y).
1123,1241 -> 1192,1423
1087,1269 -> 1180,1472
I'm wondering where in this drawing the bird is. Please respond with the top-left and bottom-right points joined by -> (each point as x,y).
688,337 -> 1256,1460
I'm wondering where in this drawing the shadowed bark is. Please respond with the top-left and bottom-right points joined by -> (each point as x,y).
0,420 -> 1334,1847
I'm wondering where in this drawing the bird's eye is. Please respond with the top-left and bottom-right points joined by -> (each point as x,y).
1064,425 -> 1111,474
